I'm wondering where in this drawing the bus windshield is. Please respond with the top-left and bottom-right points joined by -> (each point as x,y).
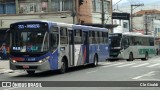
109,34 -> 122,48
0,30 -> 8,45
11,31 -> 49,53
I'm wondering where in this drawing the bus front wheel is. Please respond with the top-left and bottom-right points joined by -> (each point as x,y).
59,60 -> 67,74
127,53 -> 133,61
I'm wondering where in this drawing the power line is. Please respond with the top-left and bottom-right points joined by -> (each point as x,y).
112,0 -> 123,7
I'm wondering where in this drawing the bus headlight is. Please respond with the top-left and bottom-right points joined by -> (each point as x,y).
38,56 -> 50,63
38,60 -> 43,63
13,60 -> 17,63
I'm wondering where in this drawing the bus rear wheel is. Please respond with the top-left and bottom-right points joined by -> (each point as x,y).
141,52 -> 149,61
127,53 -> 133,61
27,70 -> 35,75
93,55 -> 98,67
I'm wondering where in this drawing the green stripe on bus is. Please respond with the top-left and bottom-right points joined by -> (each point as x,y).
139,49 -> 156,55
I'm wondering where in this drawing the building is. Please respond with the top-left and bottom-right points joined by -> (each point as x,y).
0,0 -> 112,29
112,12 -> 130,33
0,0 -> 74,28
77,0 -> 112,25
154,19 -> 160,36
133,9 -> 160,35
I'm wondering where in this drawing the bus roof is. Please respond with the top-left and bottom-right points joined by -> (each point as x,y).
10,20 -> 108,32
111,32 -> 154,37
72,25 -> 108,32
10,20 -> 52,24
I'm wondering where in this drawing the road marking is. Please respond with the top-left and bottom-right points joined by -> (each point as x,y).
86,70 -> 98,74
132,71 -> 155,80
101,63 -> 124,68
146,63 -> 160,67
132,63 -> 149,68
117,63 -> 136,67
100,62 -> 111,65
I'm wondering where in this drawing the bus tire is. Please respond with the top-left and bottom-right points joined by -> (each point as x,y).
27,70 -> 35,75
59,58 -> 68,74
93,54 -> 98,67
127,53 -> 133,61
141,52 -> 149,61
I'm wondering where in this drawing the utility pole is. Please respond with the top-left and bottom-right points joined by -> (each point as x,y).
101,0 -> 105,27
130,4 -> 144,32
144,11 -> 156,35
145,13 -> 148,35
72,0 -> 76,24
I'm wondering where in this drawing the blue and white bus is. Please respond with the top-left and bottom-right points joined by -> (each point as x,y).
9,20 -> 109,74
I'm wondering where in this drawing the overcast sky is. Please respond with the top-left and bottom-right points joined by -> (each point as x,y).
113,0 -> 159,4
112,0 -> 160,13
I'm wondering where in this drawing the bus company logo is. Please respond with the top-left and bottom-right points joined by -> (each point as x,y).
2,82 -> 11,87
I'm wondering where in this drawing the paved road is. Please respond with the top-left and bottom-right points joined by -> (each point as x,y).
0,56 -> 160,90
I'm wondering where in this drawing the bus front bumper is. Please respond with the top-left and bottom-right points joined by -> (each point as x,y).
10,60 -> 51,71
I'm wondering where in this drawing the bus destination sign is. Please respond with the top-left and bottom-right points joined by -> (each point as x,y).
17,24 -> 41,29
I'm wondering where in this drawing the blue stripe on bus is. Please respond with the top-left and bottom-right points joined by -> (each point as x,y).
88,44 -> 109,63
48,49 -> 58,70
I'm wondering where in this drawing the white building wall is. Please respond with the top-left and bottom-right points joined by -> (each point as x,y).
153,20 -> 160,36
133,16 -> 144,30
91,13 -> 112,24
113,19 -> 129,33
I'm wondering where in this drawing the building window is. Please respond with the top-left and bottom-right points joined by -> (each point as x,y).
92,0 -> 101,12
51,0 -> 72,12
0,0 -> 16,14
19,0 -> 48,14
104,1 -> 110,14
123,22 -> 128,28
92,0 -> 110,13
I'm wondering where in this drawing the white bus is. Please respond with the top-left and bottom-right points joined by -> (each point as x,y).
109,32 -> 156,61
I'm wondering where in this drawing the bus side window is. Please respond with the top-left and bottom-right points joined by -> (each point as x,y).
102,32 -> 108,44
60,27 -> 68,44
123,37 -> 129,49
50,33 -> 58,50
89,31 -> 92,44
74,29 -> 82,44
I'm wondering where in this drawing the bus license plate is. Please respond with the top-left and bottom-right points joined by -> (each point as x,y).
23,65 -> 29,69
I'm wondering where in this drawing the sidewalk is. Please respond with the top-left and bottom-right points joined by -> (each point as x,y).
0,60 -> 14,74
0,60 -> 9,69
